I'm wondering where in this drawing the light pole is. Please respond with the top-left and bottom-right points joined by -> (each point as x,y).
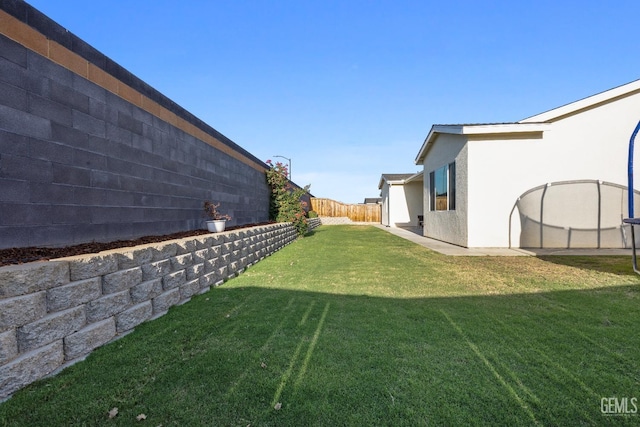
273,155 -> 291,181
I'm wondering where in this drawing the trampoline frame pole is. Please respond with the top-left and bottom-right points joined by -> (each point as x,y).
626,121 -> 640,275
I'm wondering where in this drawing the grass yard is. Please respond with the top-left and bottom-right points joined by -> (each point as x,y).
1,225 -> 639,426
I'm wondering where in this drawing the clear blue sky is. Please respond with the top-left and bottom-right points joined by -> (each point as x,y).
27,0 -> 640,203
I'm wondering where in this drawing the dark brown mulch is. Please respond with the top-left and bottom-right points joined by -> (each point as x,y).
0,222 -> 275,267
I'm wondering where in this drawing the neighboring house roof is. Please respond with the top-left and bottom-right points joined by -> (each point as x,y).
415,78 -> 640,164
378,172 -> 424,189
363,197 -> 382,204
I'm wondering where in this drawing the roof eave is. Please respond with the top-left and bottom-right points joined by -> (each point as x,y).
414,125 -> 441,164
404,171 -> 424,183
415,123 -> 550,164
520,78 -> 640,123
379,171 -> 424,188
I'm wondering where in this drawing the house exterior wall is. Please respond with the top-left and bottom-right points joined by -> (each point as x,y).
403,180 -> 424,227
422,134 -> 468,246
464,90 -> 640,248
465,135 -> 543,247
385,181 -> 423,227
380,184 -> 390,226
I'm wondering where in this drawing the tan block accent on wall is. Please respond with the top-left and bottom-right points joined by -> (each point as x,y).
0,10 -> 266,173
158,104 -> 177,126
141,97 -> 163,119
49,40 -> 88,78
88,63 -> 119,94
0,10 -> 48,56
117,81 -> 142,106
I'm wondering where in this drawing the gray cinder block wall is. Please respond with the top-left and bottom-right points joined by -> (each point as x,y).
0,2 -> 271,249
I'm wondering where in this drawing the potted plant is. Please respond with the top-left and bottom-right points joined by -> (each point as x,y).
203,201 -> 232,232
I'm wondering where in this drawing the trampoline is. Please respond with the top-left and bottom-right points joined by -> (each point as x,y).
623,120 -> 640,274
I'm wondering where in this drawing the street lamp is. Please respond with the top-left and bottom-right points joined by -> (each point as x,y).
273,155 -> 291,181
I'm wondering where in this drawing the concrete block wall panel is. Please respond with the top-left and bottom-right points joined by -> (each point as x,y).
0,222 -> 299,400
0,3 -> 272,249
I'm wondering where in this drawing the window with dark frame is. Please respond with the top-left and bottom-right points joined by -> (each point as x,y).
429,162 -> 456,211
448,162 -> 456,210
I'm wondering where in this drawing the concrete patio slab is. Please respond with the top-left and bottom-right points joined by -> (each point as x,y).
375,225 -> 633,257
524,248 -> 632,256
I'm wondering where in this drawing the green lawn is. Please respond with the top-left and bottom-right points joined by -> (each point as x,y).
1,225 -> 639,426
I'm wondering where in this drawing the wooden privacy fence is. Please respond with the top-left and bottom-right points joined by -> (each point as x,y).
311,198 -> 381,223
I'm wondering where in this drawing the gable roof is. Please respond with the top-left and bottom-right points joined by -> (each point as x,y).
363,197 -> 382,204
378,172 -> 424,189
415,79 -> 640,164
520,78 -> 640,123
414,122 -> 549,164
382,173 -> 416,181
415,78 -> 640,164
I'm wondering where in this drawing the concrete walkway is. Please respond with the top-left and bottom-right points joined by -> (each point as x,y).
375,225 -> 633,257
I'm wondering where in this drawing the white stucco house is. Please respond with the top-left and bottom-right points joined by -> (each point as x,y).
379,172 -> 424,228
415,79 -> 640,249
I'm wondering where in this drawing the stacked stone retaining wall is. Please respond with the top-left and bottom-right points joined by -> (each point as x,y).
0,222 -> 303,400
306,217 -> 321,229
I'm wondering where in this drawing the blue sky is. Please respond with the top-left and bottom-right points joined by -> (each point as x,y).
27,0 -> 640,203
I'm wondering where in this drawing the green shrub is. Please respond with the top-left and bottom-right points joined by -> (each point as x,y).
265,160 -> 310,235
307,210 -> 318,218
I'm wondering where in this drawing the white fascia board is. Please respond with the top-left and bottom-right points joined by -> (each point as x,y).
414,124 -> 453,164
382,172 -> 423,187
415,123 -> 550,164
379,175 -> 409,189
455,123 -> 550,135
414,126 -> 437,165
520,79 -> 640,123
404,171 -> 424,183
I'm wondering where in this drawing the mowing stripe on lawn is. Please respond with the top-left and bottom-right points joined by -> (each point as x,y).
298,300 -> 316,326
486,313 -> 601,424
441,309 -> 542,426
270,302 -> 330,408
224,296 -> 299,399
491,314 -> 601,399
271,327 -> 307,408
295,302 -> 330,389
475,314 -> 579,424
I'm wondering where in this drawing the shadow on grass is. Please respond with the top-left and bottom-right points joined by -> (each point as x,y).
537,255 -> 638,276
2,282 -> 639,426
303,229 -> 318,238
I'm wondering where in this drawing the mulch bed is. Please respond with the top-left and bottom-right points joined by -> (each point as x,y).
0,222 -> 275,267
